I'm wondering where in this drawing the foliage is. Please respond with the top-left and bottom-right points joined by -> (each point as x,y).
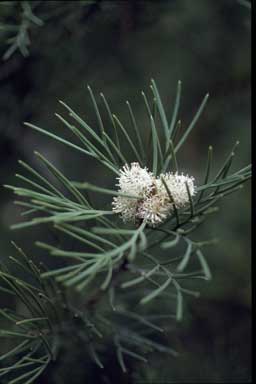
0,0 -> 98,60
0,243 -> 59,383
1,79 -> 251,382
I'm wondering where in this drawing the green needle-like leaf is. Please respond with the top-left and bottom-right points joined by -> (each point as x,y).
175,93 -> 209,153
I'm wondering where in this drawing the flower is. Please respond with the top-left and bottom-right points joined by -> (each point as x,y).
116,162 -> 154,196
112,162 -> 154,223
137,193 -> 172,226
156,172 -> 196,208
112,196 -> 138,223
112,163 -> 196,226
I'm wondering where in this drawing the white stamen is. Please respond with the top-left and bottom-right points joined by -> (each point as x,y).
112,163 -> 196,226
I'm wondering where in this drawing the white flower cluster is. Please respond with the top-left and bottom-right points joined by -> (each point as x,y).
112,162 -> 196,227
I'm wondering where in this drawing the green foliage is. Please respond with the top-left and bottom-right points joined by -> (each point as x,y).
0,1 -> 44,60
0,1 -> 97,60
0,243 -> 58,383
1,79 -> 251,382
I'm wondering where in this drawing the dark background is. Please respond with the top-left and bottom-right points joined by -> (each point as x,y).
0,1 -> 251,383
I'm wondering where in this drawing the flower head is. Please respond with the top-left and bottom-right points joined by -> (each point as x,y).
112,162 -> 155,223
112,163 -> 196,226
137,193 -> 172,226
116,162 -> 154,197
156,172 -> 196,208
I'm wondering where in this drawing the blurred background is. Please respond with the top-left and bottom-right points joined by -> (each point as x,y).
0,1 -> 251,383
